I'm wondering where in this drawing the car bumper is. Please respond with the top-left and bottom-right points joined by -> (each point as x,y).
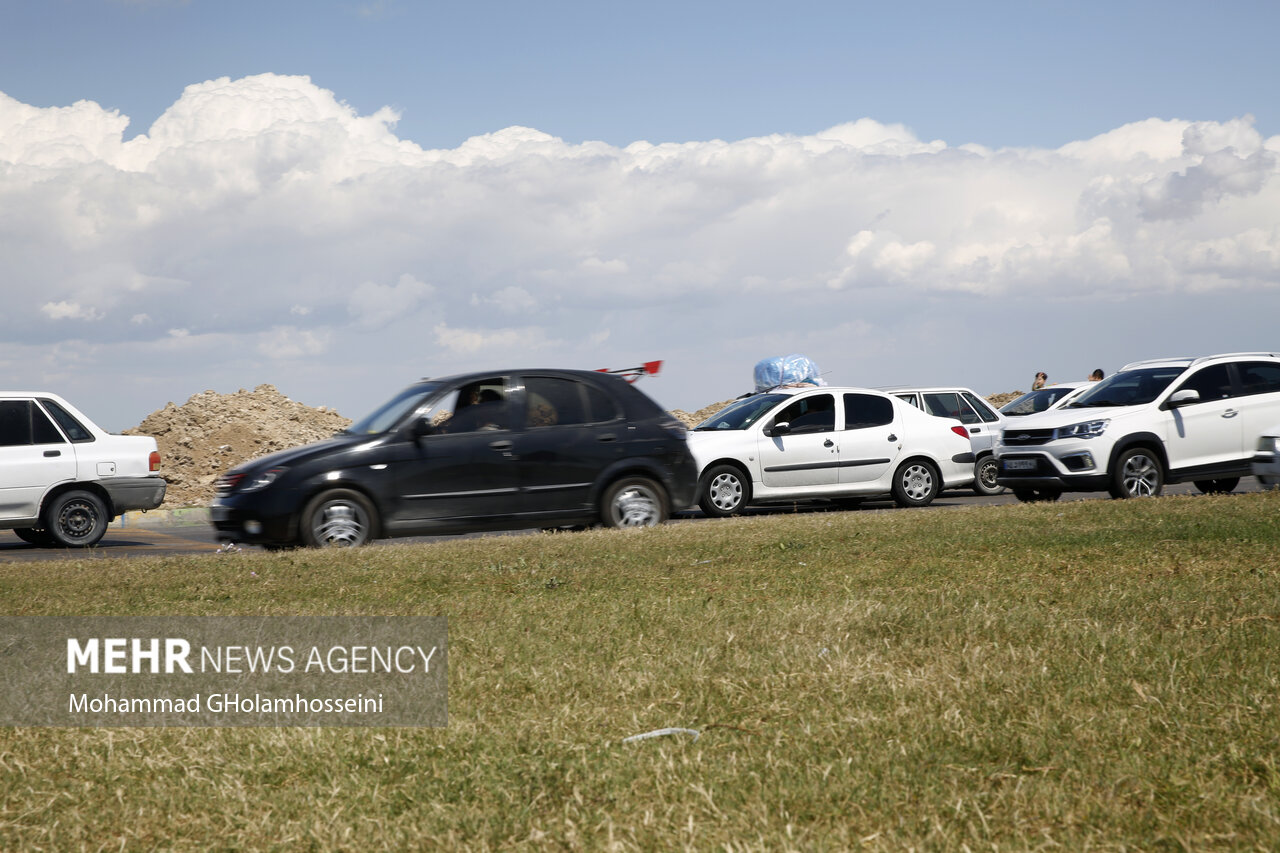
102,477 -> 167,514
1252,449 -> 1280,487
995,448 -> 1110,492
210,494 -> 297,544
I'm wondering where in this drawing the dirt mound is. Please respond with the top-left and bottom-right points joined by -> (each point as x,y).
125,384 -> 351,508
986,390 -> 1022,408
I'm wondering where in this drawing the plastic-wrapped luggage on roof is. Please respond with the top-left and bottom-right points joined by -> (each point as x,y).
753,354 -> 824,392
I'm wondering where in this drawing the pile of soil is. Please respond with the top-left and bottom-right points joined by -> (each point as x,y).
125,385 -> 351,508
127,385 -> 1022,508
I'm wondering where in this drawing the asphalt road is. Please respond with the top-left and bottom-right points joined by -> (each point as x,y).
0,479 -> 1260,562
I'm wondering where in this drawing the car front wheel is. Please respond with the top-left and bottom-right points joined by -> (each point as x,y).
892,460 -> 940,508
972,456 -> 1004,496
299,489 -> 376,547
43,490 -> 109,548
1109,448 -> 1164,498
602,477 -> 668,528
698,464 -> 750,517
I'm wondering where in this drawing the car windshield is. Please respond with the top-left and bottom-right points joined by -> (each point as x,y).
346,381 -> 445,434
1064,366 -> 1186,408
1001,386 -> 1079,416
693,394 -> 788,430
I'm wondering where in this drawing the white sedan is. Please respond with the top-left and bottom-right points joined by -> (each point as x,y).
687,386 -> 976,516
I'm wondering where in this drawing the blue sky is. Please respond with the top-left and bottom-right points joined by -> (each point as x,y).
2,0 -> 1279,430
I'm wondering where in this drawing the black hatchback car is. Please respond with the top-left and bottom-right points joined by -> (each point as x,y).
210,369 -> 697,548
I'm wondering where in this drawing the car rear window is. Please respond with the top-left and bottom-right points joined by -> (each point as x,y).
39,399 -> 93,442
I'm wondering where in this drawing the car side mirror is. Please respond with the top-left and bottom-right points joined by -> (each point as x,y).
766,421 -> 792,437
1167,389 -> 1201,408
410,418 -> 437,438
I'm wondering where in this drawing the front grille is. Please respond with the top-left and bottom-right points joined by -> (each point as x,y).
1001,429 -> 1054,446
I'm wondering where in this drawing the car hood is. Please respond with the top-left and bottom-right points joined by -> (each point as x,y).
228,433 -> 377,473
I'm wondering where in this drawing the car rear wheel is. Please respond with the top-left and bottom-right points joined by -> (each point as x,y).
602,477 -> 668,528
1193,478 -> 1239,494
972,456 -> 1004,496
42,490 -> 109,548
1109,448 -> 1164,498
299,489 -> 376,547
14,527 -> 57,547
698,464 -> 750,517
891,460 -> 940,508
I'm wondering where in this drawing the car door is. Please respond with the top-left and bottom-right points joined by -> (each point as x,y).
515,374 -> 624,517
756,392 -> 840,489
1231,361 -> 1280,458
837,392 -> 899,485
1163,363 -> 1242,470
0,399 -> 76,520
385,377 -> 523,524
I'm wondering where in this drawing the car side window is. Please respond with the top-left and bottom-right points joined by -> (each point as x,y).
525,377 -> 588,428
895,393 -> 921,410
39,400 -> 93,442
0,400 -> 66,446
1236,362 -> 1280,397
961,391 -> 1000,423
584,383 -> 621,423
1175,364 -> 1234,402
842,394 -> 894,430
924,392 -> 978,424
423,378 -> 510,433
772,394 -> 835,434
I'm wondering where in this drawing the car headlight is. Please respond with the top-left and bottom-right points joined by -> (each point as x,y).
241,467 -> 287,492
1055,419 -> 1109,440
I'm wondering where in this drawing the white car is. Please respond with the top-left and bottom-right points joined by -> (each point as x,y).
996,352 -> 1280,501
0,392 -> 166,547
1252,424 -> 1280,487
688,386 -> 975,516
999,382 -> 1090,417
882,386 -> 1006,496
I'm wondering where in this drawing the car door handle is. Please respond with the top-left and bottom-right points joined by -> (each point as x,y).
969,427 -> 981,434
489,440 -> 514,451
44,450 -> 61,457
824,439 -> 834,447
598,433 -> 618,442
1222,409 -> 1238,418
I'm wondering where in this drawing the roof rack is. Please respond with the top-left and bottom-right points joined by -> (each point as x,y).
1119,352 -> 1280,371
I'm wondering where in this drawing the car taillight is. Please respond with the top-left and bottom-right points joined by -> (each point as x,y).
149,450 -> 161,471
951,426 -> 970,440
216,473 -> 245,494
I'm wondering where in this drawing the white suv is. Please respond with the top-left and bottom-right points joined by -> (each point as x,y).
995,353 -> 1280,501
883,387 -> 1006,496
0,392 -> 166,547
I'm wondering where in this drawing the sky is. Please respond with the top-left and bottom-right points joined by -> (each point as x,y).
2,0 -> 1279,431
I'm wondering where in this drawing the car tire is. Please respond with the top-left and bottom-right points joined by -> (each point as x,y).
1193,478 -> 1239,494
698,464 -> 750,517
602,476 -> 668,528
299,489 -> 376,548
891,459 -> 940,508
1012,487 -> 1062,503
42,490 -> 109,548
13,527 -> 57,547
1109,448 -> 1164,499
972,455 -> 1004,496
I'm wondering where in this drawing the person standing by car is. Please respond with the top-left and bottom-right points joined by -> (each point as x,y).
1089,368 -> 1105,381
1032,372 -> 1048,391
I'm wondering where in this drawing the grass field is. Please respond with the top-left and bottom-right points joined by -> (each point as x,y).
3,491 -> 1280,850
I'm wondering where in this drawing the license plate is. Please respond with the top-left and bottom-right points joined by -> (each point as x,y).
1004,459 -> 1036,471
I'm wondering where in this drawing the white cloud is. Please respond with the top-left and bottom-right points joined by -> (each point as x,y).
1,73 -> 1278,428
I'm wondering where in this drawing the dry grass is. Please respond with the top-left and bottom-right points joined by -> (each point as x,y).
3,492 -> 1280,849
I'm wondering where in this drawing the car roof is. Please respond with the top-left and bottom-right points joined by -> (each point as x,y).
1118,352 -> 1280,371
878,385 -> 985,395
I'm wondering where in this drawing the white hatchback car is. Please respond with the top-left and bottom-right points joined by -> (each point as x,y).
882,386 -> 1006,496
687,386 -> 975,516
997,353 -> 1280,501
